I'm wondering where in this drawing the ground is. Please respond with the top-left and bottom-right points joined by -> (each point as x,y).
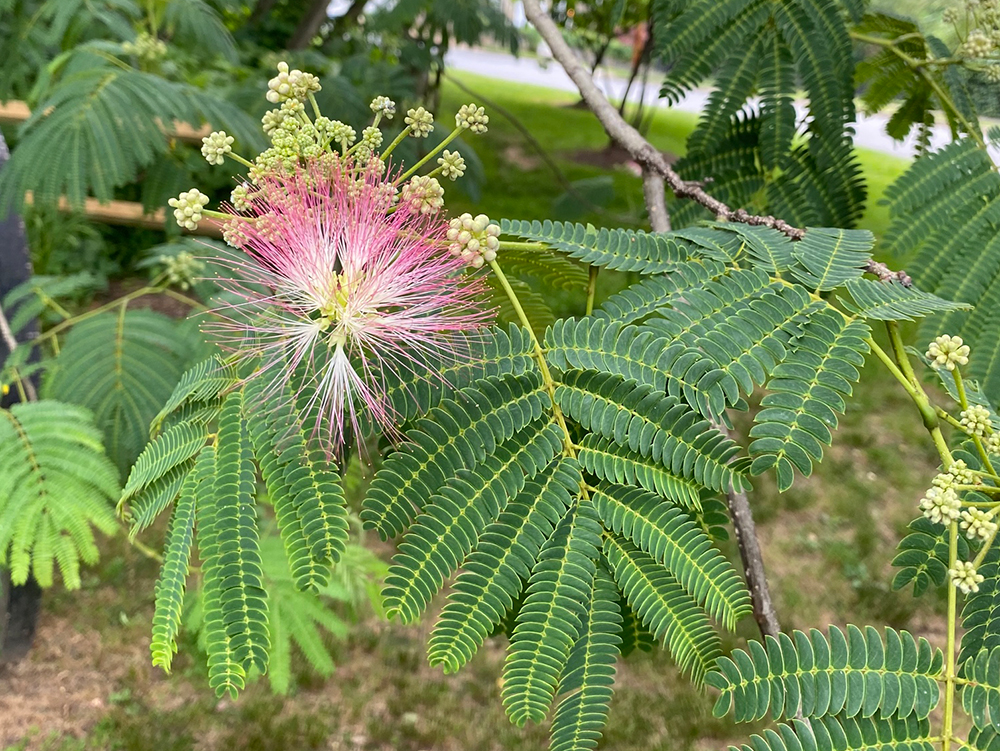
0,72 -> 944,751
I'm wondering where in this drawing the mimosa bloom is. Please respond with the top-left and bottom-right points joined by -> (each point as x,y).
210,156 -> 490,453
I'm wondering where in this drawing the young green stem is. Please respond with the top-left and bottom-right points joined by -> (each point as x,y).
585,266 -> 599,316
396,127 -> 464,183
943,519 -> 959,751
488,258 -> 577,460
380,126 -> 413,160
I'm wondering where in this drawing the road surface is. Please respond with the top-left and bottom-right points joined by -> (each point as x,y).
446,47 -> 1000,163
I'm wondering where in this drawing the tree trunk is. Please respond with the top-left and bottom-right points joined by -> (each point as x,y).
0,132 -> 42,665
287,0 -> 332,50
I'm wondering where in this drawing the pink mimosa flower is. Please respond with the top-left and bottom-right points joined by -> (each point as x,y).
209,156 -> 490,453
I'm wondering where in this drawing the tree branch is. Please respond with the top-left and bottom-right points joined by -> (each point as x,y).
642,169 -> 669,232
523,0 -> 787,637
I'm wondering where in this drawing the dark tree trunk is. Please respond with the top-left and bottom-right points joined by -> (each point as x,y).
248,0 -> 279,28
0,132 -> 42,666
287,0 -> 332,50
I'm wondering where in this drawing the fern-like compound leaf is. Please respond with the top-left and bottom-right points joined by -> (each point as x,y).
549,564 -> 622,751
555,369 -> 748,493
749,309 -> 870,491
245,376 -> 349,589
591,483 -> 751,630
383,419 -> 564,624
0,401 -> 119,589
501,246 -> 590,292
150,446 -> 213,672
361,372 -> 549,539
841,279 -> 972,322
500,219 -> 689,274
604,534 -> 721,685
43,309 -> 190,474
576,434 -> 702,509
726,715 -> 934,751
380,325 -> 536,423
502,500 -> 602,727
788,228 -> 875,293
428,456 -> 583,674
210,390 -> 269,674
893,516 -> 971,597
545,317 -> 734,419
706,626 -> 943,723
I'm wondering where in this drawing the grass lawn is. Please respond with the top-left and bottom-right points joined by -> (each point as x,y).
1,72 -> 942,751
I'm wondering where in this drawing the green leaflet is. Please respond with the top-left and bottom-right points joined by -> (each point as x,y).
727,715 -> 934,751
892,516 -> 972,597
121,419 -> 209,521
748,309 -> 870,491
545,317 -> 735,419
576,434 -> 703,509
0,401 -> 119,589
151,355 -> 236,435
549,564 -> 621,751
789,228 -> 875,293
593,258 -> 728,325
841,279 -> 971,323
961,548 -> 1000,667
43,309 -> 189,474
555,369 -> 748,492
383,419 -> 564,623
361,372 -> 550,539
380,324 -> 536,423
208,390 -> 269,676
500,219 -> 689,274
590,483 -> 751,630
604,534 -> 721,685
150,446 -> 213,672
245,376 -> 349,590
502,500 -> 603,727
428,456 -> 583,673
706,626 -> 943,723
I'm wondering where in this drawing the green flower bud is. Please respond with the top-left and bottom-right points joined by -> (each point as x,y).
370,96 -> 396,119
201,131 -> 234,166
456,103 -> 489,134
926,334 -> 970,370
400,175 -> 444,215
405,107 -> 434,138
949,560 -> 985,593
438,150 -> 467,180
168,188 -> 210,231
961,404 -> 993,437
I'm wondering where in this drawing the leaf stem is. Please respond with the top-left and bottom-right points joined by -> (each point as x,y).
488,258 -> 577,460
585,266 -> 599,316
943,518 -> 958,751
396,127 -> 464,183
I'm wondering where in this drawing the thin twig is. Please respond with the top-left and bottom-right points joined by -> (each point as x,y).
523,0 -> 785,637
0,300 -> 37,402
642,169 -> 670,232
521,0 -> 917,290
442,72 -> 634,224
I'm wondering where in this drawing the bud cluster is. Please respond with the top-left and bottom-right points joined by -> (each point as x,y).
266,61 -> 321,104
961,404 -> 994,437
168,189 -> 210,231
158,251 -> 205,290
201,131 -> 234,166
122,31 -> 167,62
961,508 -> 998,542
920,485 -> 962,525
400,175 -> 444,215
927,334 -> 970,371
950,560 -> 985,594
447,213 -> 500,268
405,107 -> 434,138
456,103 -> 489,134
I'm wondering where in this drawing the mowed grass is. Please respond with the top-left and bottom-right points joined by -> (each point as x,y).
5,73 -> 942,751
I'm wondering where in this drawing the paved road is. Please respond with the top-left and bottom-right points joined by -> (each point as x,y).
446,47 -> 1000,163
